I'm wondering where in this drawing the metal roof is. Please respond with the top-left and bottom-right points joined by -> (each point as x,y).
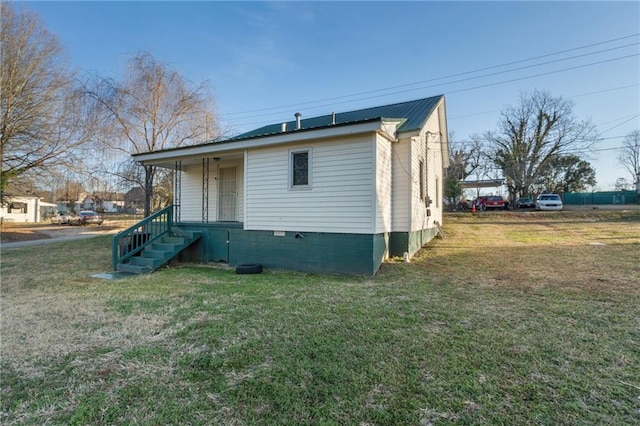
230,95 -> 444,140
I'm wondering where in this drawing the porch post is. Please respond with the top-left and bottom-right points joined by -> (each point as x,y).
202,157 -> 209,223
173,160 -> 181,223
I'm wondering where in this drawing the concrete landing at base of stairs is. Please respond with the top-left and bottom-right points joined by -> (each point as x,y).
91,272 -> 135,280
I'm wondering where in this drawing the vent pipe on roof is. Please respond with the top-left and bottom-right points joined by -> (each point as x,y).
281,122 -> 287,132
295,112 -> 301,130
331,112 -> 336,125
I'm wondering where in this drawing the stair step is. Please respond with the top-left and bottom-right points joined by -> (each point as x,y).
172,230 -> 202,240
117,263 -> 152,274
116,228 -> 202,274
128,256 -> 163,268
162,236 -> 187,245
150,242 -> 180,252
142,249 -> 172,259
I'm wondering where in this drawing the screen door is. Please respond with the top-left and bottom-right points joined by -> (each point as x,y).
218,167 -> 236,221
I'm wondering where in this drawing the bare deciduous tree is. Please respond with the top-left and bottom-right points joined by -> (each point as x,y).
447,136 -> 487,182
614,177 -> 632,191
0,3 -> 94,200
445,134 -> 489,206
87,52 -> 219,216
476,90 -> 598,198
617,129 -> 640,186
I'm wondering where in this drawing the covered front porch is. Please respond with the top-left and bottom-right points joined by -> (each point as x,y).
166,152 -> 245,225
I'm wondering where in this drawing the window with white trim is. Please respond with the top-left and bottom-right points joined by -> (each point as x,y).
289,149 -> 311,189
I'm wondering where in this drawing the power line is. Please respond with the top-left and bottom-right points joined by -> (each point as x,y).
565,145 -> 627,154
222,33 -> 639,118
599,113 -> 640,134
449,135 -> 633,146
448,83 -> 640,121
232,43 -> 638,123
595,112 -> 640,127
231,53 -> 639,131
445,54 -> 638,96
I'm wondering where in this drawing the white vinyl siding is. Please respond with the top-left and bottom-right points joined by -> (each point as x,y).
245,135 -> 375,233
375,135 -> 392,234
178,161 -> 243,222
424,109 -> 444,226
179,166 -> 203,222
391,136 -> 411,231
392,105 -> 444,233
407,110 -> 445,231
410,135 -> 429,232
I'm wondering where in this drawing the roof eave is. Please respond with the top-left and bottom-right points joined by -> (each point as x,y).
134,119 -> 384,166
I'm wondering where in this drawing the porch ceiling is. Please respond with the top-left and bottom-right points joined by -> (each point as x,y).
148,152 -> 244,169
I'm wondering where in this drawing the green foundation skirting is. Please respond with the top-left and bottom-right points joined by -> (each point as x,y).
176,223 -> 388,275
176,223 -> 437,274
389,227 -> 438,258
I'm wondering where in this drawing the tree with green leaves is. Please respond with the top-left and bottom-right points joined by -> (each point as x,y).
535,155 -> 596,194
474,90 -> 598,199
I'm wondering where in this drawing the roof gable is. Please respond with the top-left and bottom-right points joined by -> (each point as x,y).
231,95 -> 444,140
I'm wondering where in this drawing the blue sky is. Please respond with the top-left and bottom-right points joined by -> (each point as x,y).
25,1 -> 640,189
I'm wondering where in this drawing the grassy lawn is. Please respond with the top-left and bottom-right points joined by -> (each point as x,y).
2,210 -> 639,425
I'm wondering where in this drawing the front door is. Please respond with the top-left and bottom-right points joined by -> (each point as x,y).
218,167 -> 237,221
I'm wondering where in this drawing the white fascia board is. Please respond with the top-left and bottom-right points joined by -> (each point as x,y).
438,102 -> 450,168
134,120 -> 384,166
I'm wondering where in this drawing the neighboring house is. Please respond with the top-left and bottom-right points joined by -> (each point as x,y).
101,199 -> 125,213
1,195 -> 57,223
77,194 -> 98,211
77,193 -> 126,213
132,95 -> 449,275
124,187 -> 145,214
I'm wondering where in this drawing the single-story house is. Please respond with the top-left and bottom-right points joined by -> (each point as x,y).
129,95 -> 449,275
1,195 -> 57,223
124,187 -> 145,214
75,193 -> 125,213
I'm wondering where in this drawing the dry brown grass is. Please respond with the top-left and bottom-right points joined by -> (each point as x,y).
409,211 -> 640,293
2,210 -> 639,425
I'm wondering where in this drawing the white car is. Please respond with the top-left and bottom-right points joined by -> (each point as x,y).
536,194 -> 563,211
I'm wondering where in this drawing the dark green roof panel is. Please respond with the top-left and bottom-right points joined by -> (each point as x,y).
231,95 -> 443,140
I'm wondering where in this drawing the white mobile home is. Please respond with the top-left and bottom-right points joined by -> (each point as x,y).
128,96 -> 449,275
0,195 -> 57,223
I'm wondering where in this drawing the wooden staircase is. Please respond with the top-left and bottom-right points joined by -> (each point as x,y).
116,230 -> 201,274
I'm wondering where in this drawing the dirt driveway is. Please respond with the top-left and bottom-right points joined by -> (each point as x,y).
1,220 -> 136,248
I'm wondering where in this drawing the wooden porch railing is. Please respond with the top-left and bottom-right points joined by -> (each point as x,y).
112,205 -> 174,271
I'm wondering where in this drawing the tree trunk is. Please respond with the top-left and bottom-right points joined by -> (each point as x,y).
144,164 -> 155,217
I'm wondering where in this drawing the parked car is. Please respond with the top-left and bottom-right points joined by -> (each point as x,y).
516,197 -> 535,208
67,213 -> 84,226
50,211 -> 71,225
79,211 -> 104,225
536,194 -> 563,211
484,195 -> 506,209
